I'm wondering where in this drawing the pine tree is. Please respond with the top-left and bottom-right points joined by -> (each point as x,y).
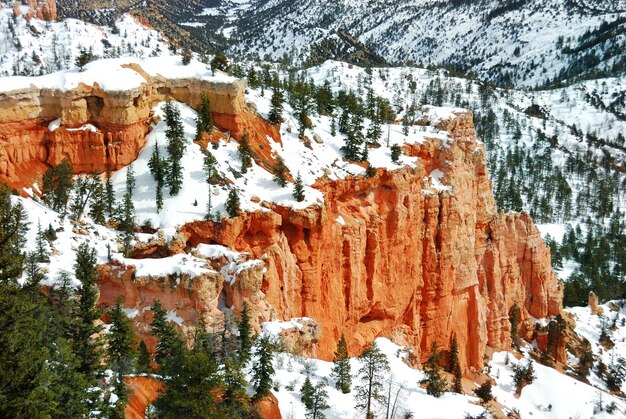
293,173 -> 305,202
226,188 -> 241,217
301,376 -> 315,410
448,334 -> 462,393
108,298 -> 137,416
154,326 -> 224,417
355,342 -> 390,418
35,220 -> 50,263
0,184 -> 28,284
181,47 -> 192,65
252,335 -> 275,399
237,302 -> 253,365
105,169 -> 116,219
331,333 -> 351,394
307,380 -> 330,419
71,173 -> 100,220
148,142 -> 166,213
150,300 -> 185,377
137,340 -> 152,374
119,165 -> 136,255
210,54 -> 229,74
42,159 -> 74,214
196,96 -> 213,139
268,86 -> 284,124
272,156 -> 289,187
475,381 -> 493,403
164,102 -> 186,196
89,181 -> 106,224
203,151 -> 218,183
73,243 -> 103,378
221,354 -> 250,416
238,130 -> 253,173
425,342 -> 447,398
390,144 -> 402,164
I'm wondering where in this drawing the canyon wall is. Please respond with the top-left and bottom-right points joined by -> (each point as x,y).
176,112 -> 563,371
0,62 -> 277,189
96,109 -> 562,373
0,62 -> 562,371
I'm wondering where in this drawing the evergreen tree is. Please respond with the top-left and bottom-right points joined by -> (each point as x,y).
71,173 -> 100,220
272,156 -> 289,187
42,159 -> 74,214
474,381 -> 493,403
108,298 -> 137,417
226,188 -> 241,217
148,142 -> 167,213
331,333 -> 352,394
164,102 -> 186,196
307,381 -> 330,419
154,327 -> 224,417
137,340 -> 152,374
0,184 -> 28,283
425,342 -> 447,398
448,334 -> 463,393
512,360 -> 535,393
89,181 -> 107,224
181,47 -> 192,65
119,165 -> 136,255
238,130 -> 253,173
35,220 -> 50,263
210,54 -> 229,74
391,144 -> 402,164
105,169 -> 116,219
73,243 -> 103,379
293,173 -> 305,202
252,335 -> 275,399
195,96 -> 213,139
237,302 -> 253,365
75,47 -> 96,70
268,86 -> 284,124
355,342 -> 390,418
150,300 -> 185,377
301,376 -> 315,410
221,354 -> 250,416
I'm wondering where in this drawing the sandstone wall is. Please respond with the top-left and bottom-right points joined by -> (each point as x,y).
173,112 -> 563,371
0,65 -> 277,189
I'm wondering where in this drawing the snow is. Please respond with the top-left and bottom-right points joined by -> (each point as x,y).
269,337 -> 487,419
0,11 -> 172,78
48,118 -> 61,131
490,350 -> 626,418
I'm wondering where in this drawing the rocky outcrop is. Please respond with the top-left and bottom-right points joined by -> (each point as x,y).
125,376 -> 162,419
0,62 -> 277,189
175,112 -> 563,372
588,291 -> 603,315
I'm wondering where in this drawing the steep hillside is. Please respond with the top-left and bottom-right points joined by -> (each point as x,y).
0,4 -> 171,76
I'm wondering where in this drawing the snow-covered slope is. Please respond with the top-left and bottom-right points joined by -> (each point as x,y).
218,0 -> 626,87
0,5 -> 171,76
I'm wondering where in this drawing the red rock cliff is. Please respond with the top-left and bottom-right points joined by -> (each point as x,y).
0,63 -> 277,190
103,111 -> 562,373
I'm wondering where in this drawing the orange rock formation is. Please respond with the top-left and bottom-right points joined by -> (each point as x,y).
0,64 -> 277,190
96,110 -> 562,373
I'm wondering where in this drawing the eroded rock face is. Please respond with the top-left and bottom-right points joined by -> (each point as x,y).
0,65 -> 276,189
176,112 -> 563,372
